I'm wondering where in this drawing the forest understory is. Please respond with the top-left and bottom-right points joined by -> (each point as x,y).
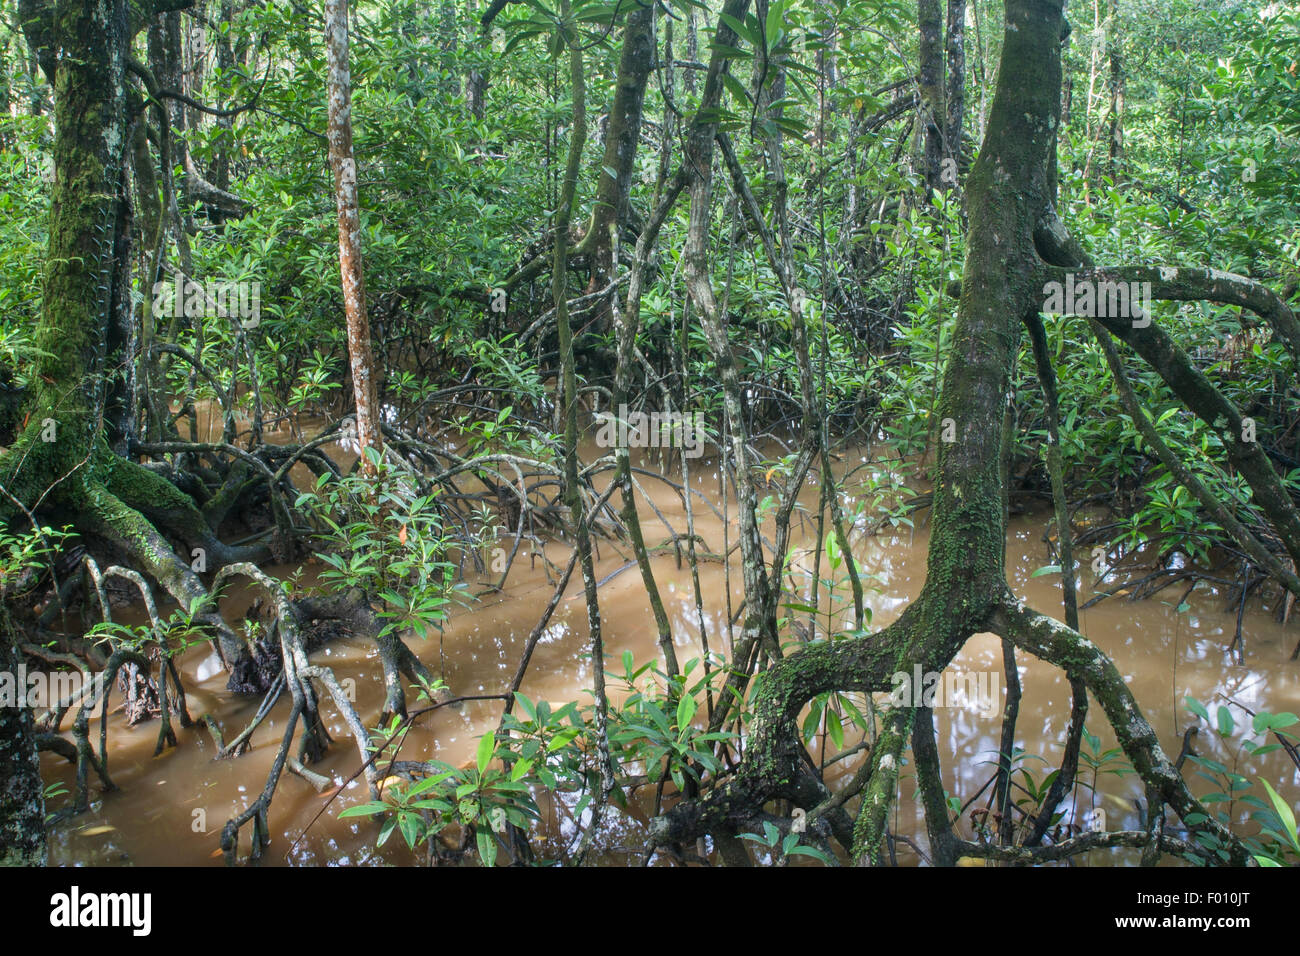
0,0 -> 1298,869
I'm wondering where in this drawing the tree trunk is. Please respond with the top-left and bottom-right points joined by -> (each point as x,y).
1105,0 -> 1124,180
325,0 -> 383,474
579,2 -> 653,290
211,0 -> 239,204
917,0 -> 945,191
3,0 -> 135,864
7,0 -> 249,664
0,629 -> 45,865
945,0 -> 966,190
652,0 -> 1250,867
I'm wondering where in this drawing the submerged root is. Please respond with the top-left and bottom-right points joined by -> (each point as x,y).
294,589 -> 441,723
648,586 -> 1254,867
213,563 -> 379,865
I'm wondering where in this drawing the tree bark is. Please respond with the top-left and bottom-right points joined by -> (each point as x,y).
1105,0 -> 1124,180
945,0 -> 966,189
0,629 -> 45,865
917,0 -> 946,191
651,0 -> 1250,867
325,0 -> 383,474
579,2 -> 654,288
3,0 -> 140,866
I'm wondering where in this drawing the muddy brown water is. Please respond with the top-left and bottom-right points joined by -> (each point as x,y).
41,437 -> 1300,866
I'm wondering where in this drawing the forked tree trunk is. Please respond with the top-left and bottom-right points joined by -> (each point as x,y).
652,0 -> 1250,867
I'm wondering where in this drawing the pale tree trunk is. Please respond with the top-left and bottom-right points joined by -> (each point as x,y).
1082,0 -> 1103,192
970,0 -> 989,137
685,7 -> 697,95
325,0 -> 383,473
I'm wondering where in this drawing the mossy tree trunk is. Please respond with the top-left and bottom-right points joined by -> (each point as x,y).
577,0 -> 653,289
2,0 -> 261,858
5,0 -> 138,869
652,0 -> 1252,866
8,0 -> 245,661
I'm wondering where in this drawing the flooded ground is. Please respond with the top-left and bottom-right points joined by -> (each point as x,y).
42,439 -> 1300,866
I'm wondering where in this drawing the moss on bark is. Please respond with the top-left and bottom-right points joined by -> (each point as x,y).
652,0 -> 1250,867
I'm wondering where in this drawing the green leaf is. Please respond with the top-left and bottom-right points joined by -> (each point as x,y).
676,693 -> 698,733
1030,564 -> 1062,578
721,72 -> 751,105
1254,711 -> 1299,734
707,43 -> 752,62
477,828 -> 498,867
783,602 -> 819,615
764,1 -> 784,48
406,772 -> 454,797
476,731 -> 496,775
1260,779 -> 1299,850
547,728 -> 581,752
826,708 -> 844,750
786,844 -> 834,864
1216,705 -> 1235,738
398,810 -> 423,849
376,815 -> 397,847
514,692 -> 538,722
718,13 -> 757,44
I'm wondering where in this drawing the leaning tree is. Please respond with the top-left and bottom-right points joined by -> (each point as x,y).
651,0 -> 1299,866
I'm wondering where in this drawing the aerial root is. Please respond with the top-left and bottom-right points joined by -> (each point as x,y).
991,593 -> 1253,865
32,558 -> 194,809
293,588 -> 440,723
213,563 -> 379,865
649,587 -> 1255,866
